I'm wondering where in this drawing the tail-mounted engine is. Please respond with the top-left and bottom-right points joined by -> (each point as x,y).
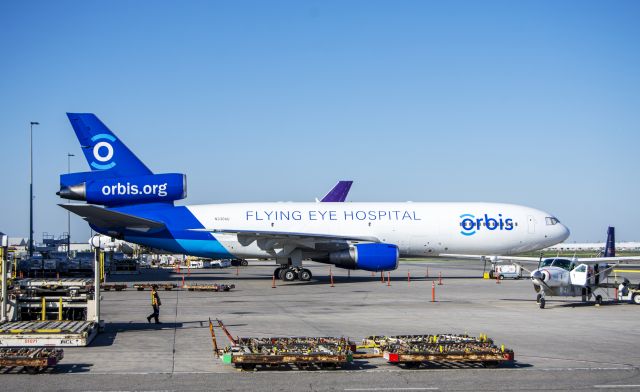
58,172 -> 186,206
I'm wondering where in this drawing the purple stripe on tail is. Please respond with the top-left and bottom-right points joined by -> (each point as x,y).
321,181 -> 353,202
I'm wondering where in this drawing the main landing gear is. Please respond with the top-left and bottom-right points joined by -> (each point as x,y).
273,266 -> 312,282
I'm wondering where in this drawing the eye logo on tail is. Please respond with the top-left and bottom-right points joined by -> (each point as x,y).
90,133 -> 116,170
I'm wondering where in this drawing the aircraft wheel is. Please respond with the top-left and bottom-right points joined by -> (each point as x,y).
536,294 -> 542,303
299,269 -> 312,281
631,294 -> 640,305
539,298 -> 545,309
283,269 -> 297,281
278,269 -> 287,280
274,268 -> 282,279
595,295 -> 603,305
241,259 -> 248,266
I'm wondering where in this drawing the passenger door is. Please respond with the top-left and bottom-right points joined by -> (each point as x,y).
570,264 -> 589,287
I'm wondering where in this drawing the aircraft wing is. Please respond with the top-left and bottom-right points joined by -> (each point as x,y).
439,254 -> 542,263
193,228 -> 379,250
60,204 -> 165,232
439,253 -> 640,265
570,256 -> 640,264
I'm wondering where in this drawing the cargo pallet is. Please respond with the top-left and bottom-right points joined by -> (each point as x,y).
100,283 -> 127,291
0,320 -> 98,347
0,347 -> 64,373
221,337 -> 354,370
210,319 -> 353,371
185,283 -> 235,292
364,334 -> 514,368
133,283 -> 177,291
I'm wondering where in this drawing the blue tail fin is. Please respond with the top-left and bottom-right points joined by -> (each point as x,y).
66,113 -> 152,176
604,226 -> 615,257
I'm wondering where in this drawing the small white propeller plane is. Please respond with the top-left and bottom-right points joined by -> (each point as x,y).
525,227 -> 640,308
444,227 -> 640,308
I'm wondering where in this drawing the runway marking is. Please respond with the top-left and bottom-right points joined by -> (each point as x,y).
593,385 -> 640,389
344,389 -> 438,391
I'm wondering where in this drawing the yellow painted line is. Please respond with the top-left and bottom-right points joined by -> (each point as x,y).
613,269 -> 640,273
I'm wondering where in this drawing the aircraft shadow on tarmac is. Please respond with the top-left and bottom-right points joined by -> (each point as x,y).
89,322 -> 185,347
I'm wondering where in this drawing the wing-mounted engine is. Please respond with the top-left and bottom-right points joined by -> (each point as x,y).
58,172 -> 187,206
329,243 -> 399,272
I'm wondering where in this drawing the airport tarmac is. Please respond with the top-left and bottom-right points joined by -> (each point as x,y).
2,260 -> 640,391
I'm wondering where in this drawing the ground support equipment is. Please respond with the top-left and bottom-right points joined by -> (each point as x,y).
0,320 -> 98,347
185,283 -> 235,292
221,336 -> 354,371
133,283 -> 177,291
362,334 -> 514,368
0,347 -> 64,373
100,284 -> 127,291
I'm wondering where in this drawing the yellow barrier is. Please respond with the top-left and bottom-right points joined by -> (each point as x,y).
41,297 -> 46,321
613,269 -> 640,273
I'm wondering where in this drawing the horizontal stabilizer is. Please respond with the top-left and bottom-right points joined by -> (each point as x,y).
60,204 -> 165,232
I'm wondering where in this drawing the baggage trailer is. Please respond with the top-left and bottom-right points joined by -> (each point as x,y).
133,283 -> 177,291
185,283 -> 235,292
221,337 -> 354,371
100,283 -> 127,291
366,334 -> 514,369
210,321 -> 354,371
0,347 -> 64,373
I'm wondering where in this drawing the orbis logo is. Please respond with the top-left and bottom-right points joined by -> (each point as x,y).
90,133 -> 116,170
459,213 -> 514,236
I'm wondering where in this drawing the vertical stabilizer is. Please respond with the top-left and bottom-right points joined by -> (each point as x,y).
604,226 -> 615,257
321,181 -> 353,202
66,113 -> 152,177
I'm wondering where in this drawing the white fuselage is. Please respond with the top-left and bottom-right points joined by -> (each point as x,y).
185,202 -> 570,259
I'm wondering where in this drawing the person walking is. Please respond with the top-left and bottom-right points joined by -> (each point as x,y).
147,285 -> 162,324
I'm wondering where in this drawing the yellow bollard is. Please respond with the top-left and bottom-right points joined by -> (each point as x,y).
41,297 -> 46,321
58,297 -> 63,321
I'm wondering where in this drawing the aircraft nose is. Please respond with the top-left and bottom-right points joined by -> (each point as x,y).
558,223 -> 570,242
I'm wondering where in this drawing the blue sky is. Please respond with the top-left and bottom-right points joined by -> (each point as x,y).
1,1 -> 639,243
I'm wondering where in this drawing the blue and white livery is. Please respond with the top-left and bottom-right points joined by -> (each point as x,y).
59,113 -> 570,281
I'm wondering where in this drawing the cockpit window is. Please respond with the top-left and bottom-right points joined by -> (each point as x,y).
545,217 -> 560,225
540,258 -> 572,271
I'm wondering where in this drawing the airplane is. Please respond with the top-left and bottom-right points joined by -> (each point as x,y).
449,227 -> 640,308
90,181 -> 354,255
58,113 -> 570,282
528,227 -> 640,308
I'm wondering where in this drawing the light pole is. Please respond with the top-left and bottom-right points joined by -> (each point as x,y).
29,121 -> 39,257
67,153 -> 75,256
